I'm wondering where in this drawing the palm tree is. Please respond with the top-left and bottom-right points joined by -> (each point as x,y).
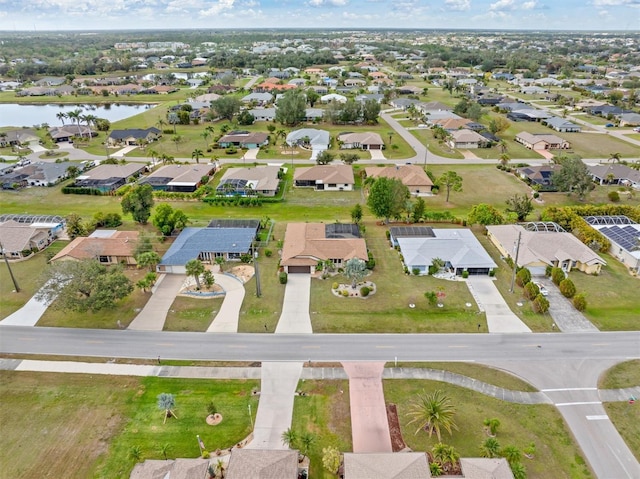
192,148 -> 204,164
157,393 -> 178,423
172,135 -> 183,152
387,131 -> 394,144
201,130 -> 211,147
156,118 -> 167,131
483,417 -> 501,436
609,152 -> 621,163
299,432 -> 315,460
66,165 -> 80,178
185,259 -> 205,290
276,129 -> 287,145
407,390 -> 458,441
499,154 -> 510,167
502,445 -> 522,465
148,149 -> 159,164
56,111 -> 67,125
281,427 -> 297,449
498,140 -> 508,154
480,437 -> 501,458
129,445 -> 142,462
215,256 -> 225,272
66,108 -> 83,138
157,442 -> 172,460
432,443 -> 459,475
510,461 -> 527,479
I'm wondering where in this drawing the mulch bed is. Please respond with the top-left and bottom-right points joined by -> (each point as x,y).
386,403 -> 408,452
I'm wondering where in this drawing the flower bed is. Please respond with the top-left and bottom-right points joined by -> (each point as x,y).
331,281 -> 377,299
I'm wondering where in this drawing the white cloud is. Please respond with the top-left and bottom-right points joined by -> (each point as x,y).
199,0 -> 236,16
489,0 -> 514,10
445,0 -> 471,11
308,0 -> 348,6
522,1 -> 538,9
592,0 -> 639,5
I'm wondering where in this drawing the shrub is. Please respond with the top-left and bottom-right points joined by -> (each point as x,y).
360,286 -> 370,297
573,293 -> 587,311
559,278 -> 576,298
551,267 -> 565,285
279,272 -> 288,284
207,402 -> 218,416
264,249 -> 273,257
201,451 -> 210,459
532,294 -> 550,314
515,268 -> 531,287
524,281 -> 540,300
225,146 -> 237,155
533,192 -> 540,199
489,269 -> 496,277
424,291 -> 438,306
332,282 -> 339,290
462,271 -> 469,279
385,230 -> 391,240
341,289 -> 349,297
545,265 -> 553,277
608,191 -> 620,202
412,267 -> 420,276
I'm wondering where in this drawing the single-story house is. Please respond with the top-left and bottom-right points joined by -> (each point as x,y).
509,108 -> 554,122
355,93 -> 384,104
305,108 -> 324,121
286,129 -> 330,149
342,452 -> 431,479
393,227 -> 497,275
158,219 -> 260,274
619,112 -> 640,126
544,117 -> 582,133
431,118 -> 472,130
389,98 -> 421,110
281,222 -> 367,274
459,458 -> 515,479
241,92 -> 274,104
226,449 -> 299,479
139,164 -> 215,193
294,165 -> 354,191
0,218 -> 58,259
217,166 -> 281,196
248,107 -> 276,122
107,128 -> 161,147
321,93 -> 348,103
73,163 -> 147,192
338,132 -> 384,150
447,129 -> 488,149
418,101 -> 453,112
515,132 -> 570,150
587,164 -> 640,190
218,131 -> 269,149
486,223 -> 606,276
521,86 -> 549,95
48,125 -> 95,143
364,165 -> 433,195
516,164 -> 560,189
585,216 -> 640,273
1,161 -> 76,187
344,78 -> 366,87
0,128 -> 39,147
129,458 -> 209,479
50,230 -> 139,266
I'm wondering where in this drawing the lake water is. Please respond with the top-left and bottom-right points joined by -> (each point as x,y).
0,103 -> 159,128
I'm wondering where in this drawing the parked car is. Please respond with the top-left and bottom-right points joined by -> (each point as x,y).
534,282 -> 549,296
605,123 -> 615,128
633,126 -> 640,132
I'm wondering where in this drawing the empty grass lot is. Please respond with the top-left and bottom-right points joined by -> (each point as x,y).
0,372 -> 259,479
163,296 -> 224,332
383,380 -> 593,479
598,359 -> 640,389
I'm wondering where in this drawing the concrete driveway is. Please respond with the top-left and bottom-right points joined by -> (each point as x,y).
342,362 -> 393,453
466,277 -> 531,333
128,274 -> 185,331
369,149 -> 386,161
275,274 -> 312,333
207,273 -> 246,333
0,281 -> 55,327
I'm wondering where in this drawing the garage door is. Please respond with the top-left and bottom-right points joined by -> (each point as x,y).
288,266 -> 311,274
527,266 -> 547,277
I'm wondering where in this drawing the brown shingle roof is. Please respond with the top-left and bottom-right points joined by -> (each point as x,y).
51,231 -> 139,262
281,223 -> 367,266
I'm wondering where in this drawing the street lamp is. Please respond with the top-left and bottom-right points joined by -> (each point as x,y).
0,240 -> 20,293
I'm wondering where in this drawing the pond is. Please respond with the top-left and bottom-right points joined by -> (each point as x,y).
0,103 -> 159,128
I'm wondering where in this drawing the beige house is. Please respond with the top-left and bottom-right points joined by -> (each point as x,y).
447,129 -> 487,149
0,219 -> 53,259
281,222 -> 367,274
217,166 -> 281,197
51,230 -> 139,266
486,224 -> 606,276
338,132 -> 384,150
226,449 -> 300,479
364,165 -> 433,195
294,165 -> 354,191
515,132 -> 570,150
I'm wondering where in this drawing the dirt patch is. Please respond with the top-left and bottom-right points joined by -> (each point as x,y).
206,413 -> 223,425
227,265 -> 255,283
386,403 -> 408,452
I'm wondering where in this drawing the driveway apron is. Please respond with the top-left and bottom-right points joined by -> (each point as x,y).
245,361 -> 303,450
0,281 -> 55,326
207,273 -> 245,333
128,274 -> 185,331
275,274 -> 312,333
342,362 -> 393,453
466,277 -> 531,333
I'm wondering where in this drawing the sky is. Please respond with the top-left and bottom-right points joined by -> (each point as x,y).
0,0 -> 639,32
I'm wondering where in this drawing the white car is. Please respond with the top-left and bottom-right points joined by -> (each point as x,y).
634,127 -> 640,132
534,282 -> 549,296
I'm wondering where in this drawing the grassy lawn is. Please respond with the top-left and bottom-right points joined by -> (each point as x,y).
310,221 -> 485,334
163,296 -> 223,332
567,253 -> 640,331
292,380 -> 352,479
383,379 -> 593,479
603,401 -> 640,462
394,362 -> 538,392
598,360 -> 640,389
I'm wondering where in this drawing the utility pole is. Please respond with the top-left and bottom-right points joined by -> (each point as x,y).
254,244 -> 261,298
0,241 -> 20,293
509,230 -> 522,293
424,144 -> 428,165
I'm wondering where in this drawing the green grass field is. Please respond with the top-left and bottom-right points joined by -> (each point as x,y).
598,360 -> 640,389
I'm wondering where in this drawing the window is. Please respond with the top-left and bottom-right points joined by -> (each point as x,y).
99,255 -> 109,263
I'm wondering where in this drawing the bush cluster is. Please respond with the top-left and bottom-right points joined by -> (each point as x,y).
279,272 -> 288,284
559,278 -> 576,298
360,286 -> 370,297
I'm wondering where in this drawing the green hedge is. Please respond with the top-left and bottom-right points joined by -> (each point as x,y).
61,186 -> 103,195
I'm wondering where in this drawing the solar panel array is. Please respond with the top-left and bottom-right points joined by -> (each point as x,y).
599,225 -> 640,252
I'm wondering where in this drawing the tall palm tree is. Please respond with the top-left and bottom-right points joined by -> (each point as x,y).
66,108 -> 83,138
191,148 -> 204,164
609,152 -> 621,163
406,390 -> 458,441
156,118 -> 167,131
201,130 -> 210,147
276,129 -> 287,145
185,259 -> 205,290
56,111 -> 67,125
480,437 -> 501,458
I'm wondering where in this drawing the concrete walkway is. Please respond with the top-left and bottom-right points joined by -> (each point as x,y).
242,148 -> 260,161
369,149 -> 386,161
112,145 -> 138,158
0,281 -> 55,327
207,273 -> 246,333
245,361 -> 304,450
466,277 -> 531,333
128,274 -> 185,331
275,274 -> 312,334
342,362 -> 393,453
536,277 -> 598,332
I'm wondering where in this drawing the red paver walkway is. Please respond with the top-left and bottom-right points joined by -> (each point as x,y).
342,361 -> 393,453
